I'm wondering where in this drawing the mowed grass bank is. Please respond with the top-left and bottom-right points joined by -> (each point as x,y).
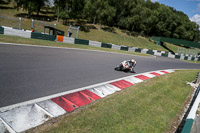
0,34 -> 151,57
0,1 -> 185,53
29,70 -> 200,133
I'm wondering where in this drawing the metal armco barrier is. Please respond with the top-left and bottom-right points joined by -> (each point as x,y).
176,82 -> 200,133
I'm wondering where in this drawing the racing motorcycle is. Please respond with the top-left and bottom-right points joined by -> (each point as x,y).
114,60 -> 135,73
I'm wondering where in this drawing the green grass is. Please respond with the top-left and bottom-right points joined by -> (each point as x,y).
0,34 -> 151,57
28,70 -> 200,133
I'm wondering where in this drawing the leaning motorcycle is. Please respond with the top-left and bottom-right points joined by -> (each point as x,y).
114,60 -> 134,72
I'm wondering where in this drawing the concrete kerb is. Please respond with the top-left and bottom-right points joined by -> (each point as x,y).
0,69 -> 175,132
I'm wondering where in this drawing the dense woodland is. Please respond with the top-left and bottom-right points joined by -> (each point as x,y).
11,0 -> 200,42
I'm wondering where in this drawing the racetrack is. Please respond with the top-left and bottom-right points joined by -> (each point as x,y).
0,43 -> 200,107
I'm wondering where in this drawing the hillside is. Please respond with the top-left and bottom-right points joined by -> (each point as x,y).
0,0 -> 196,53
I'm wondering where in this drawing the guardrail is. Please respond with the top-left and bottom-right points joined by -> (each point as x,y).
176,73 -> 200,133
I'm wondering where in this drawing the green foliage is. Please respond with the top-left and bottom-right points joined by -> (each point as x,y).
8,0 -> 200,42
14,0 -> 47,17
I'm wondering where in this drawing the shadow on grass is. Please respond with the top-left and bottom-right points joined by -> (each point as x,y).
102,26 -> 116,33
0,0 -> 9,5
122,30 -> 140,37
15,13 -> 56,22
80,24 -> 97,32
160,43 -> 175,54
0,6 -> 13,9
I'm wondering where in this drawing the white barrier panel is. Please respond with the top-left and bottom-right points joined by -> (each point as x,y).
63,37 -> 75,44
188,56 -> 192,61
4,28 -> 31,38
141,49 -> 148,54
128,47 -> 136,52
194,58 -> 198,61
154,52 -> 162,56
168,53 -> 175,58
89,40 -> 101,47
111,44 -> 121,50
124,76 -> 143,84
0,104 -> 51,132
88,84 -> 121,98
37,100 -> 66,117
180,55 -> 185,60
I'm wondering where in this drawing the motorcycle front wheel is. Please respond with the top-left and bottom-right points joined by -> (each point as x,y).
114,67 -> 121,71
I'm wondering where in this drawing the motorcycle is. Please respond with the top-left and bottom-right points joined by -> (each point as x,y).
114,60 -> 135,73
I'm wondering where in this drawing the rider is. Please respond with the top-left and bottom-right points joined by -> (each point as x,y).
127,59 -> 136,73
118,59 -> 136,73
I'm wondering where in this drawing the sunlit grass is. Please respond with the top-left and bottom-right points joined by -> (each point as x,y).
28,70 -> 200,133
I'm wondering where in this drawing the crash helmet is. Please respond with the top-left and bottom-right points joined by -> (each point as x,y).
131,59 -> 135,63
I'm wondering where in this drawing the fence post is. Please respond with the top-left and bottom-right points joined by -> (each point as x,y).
77,26 -> 80,39
19,17 -> 21,30
32,19 -> 34,29
54,23 -> 56,29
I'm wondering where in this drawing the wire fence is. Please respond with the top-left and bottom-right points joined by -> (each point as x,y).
177,47 -> 200,56
0,16 -> 22,29
0,16 -> 56,33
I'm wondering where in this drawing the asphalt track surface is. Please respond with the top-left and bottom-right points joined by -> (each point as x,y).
0,43 -> 200,107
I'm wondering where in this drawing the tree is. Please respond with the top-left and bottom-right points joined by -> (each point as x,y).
14,0 -> 47,17
54,0 -> 68,22
84,0 -> 116,26
35,0 -> 48,16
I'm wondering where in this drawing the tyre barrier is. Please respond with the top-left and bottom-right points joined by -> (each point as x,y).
176,73 -> 200,133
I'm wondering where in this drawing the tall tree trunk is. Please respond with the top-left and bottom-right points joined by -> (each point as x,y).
57,7 -> 60,22
28,10 -> 31,18
37,7 -> 40,17
93,15 -> 96,24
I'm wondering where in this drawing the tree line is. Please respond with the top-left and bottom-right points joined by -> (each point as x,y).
13,0 -> 199,42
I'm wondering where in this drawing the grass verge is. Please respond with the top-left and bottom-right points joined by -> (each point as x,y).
28,70 -> 200,133
0,34 -> 151,57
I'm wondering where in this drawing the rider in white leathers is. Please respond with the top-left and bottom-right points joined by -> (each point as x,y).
116,59 -> 136,73
125,59 -> 136,73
